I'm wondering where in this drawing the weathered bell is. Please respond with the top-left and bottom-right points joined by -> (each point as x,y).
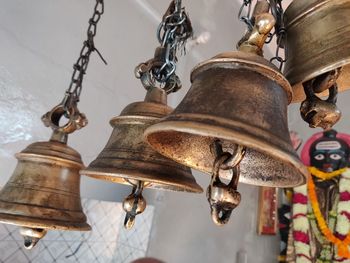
81,87 -> 203,228
145,50 -> 308,188
0,131 -> 91,249
283,0 -> 350,102
144,6 -> 309,191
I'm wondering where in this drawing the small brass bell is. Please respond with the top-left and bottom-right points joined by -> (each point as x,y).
283,0 -> 350,102
81,87 -> 203,229
145,9 -> 308,225
0,104 -> 90,249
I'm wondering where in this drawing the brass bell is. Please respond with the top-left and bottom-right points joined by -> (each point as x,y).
80,87 -> 203,229
284,0 -> 350,102
144,10 -> 308,225
0,104 -> 91,249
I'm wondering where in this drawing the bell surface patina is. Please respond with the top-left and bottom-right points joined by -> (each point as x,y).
284,0 -> 350,102
144,6 -> 308,190
144,50 -> 307,188
81,87 -> 202,193
0,132 -> 90,249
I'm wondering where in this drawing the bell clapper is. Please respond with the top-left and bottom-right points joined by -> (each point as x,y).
207,140 -> 246,226
300,69 -> 342,130
123,181 -> 146,230
20,227 -> 47,250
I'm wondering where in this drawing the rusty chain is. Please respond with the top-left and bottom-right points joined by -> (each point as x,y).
135,0 -> 193,93
64,0 -> 107,111
268,0 -> 286,70
238,0 -> 253,30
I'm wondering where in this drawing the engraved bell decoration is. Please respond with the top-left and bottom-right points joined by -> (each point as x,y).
145,7 -> 308,225
284,0 -> 350,102
81,87 -> 203,229
0,104 -> 91,249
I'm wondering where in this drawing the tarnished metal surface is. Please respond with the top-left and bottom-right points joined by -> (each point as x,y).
145,51 -> 308,188
0,137 -> 91,248
284,0 -> 350,103
81,87 -> 202,193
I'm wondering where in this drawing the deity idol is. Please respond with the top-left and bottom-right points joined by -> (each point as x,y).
288,130 -> 350,262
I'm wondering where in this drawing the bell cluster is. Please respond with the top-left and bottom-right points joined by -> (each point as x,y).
0,0 -> 349,251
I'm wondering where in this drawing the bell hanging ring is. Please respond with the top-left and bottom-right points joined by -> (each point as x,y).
42,93 -> 88,137
135,46 -> 182,94
301,81 -> 342,130
0,103 -> 91,249
283,0 -> 350,102
207,142 -> 245,226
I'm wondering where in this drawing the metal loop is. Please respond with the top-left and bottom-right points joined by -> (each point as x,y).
266,0 -> 286,70
206,141 -> 244,226
137,0 -> 192,93
123,181 -> 146,230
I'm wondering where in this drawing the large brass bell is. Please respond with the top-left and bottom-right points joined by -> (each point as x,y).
0,104 -> 90,249
284,0 -> 350,102
144,10 -> 308,225
80,87 -> 203,229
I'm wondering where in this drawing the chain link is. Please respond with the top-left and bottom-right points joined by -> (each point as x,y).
135,0 -> 193,93
154,0 -> 192,83
268,0 -> 286,70
64,0 -> 107,110
238,0 -> 253,30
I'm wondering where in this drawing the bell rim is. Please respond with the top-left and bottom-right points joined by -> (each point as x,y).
15,152 -> 84,169
109,115 -> 159,126
80,168 -> 203,193
284,0 -> 346,28
144,118 -> 308,188
0,213 -> 91,231
287,63 -> 350,103
190,51 -> 293,104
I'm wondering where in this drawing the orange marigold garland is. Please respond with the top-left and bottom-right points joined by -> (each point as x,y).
308,176 -> 350,258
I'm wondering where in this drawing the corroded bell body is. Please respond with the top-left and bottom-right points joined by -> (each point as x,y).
81,87 -> 202,228
284,0 -> 350,102
81,87 -> 202,193
0,135 -> 90,249
145,51 -> 308,188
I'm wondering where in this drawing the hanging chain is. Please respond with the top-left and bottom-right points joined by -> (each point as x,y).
64,0 -> 107,110
238,0 -> 253,30
41,0 -> 106,136
268,0 -> 286,70
135,0 -> 193,93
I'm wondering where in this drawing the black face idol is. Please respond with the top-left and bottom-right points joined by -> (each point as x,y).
310,130 -> 350,173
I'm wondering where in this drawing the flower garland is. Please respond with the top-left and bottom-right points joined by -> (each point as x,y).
308,167 -> 347,181
292,168 -> 350,262
308,175 -> 350,258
